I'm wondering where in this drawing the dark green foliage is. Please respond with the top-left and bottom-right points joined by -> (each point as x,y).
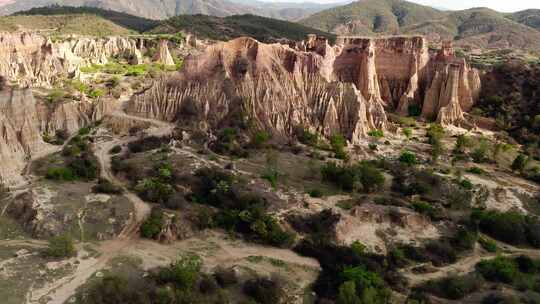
140,208 -> 164,239
250,131 -> 270,149
128,136 -> 170,153
415,274 -> 483,300
459,178 -> 474,190
411,201 -> 435,216
476,61 -> 540,158
287,209 -> 340,241
308,188 -> 323,198
399,151 -> 417,165
212,127 -> 249,157
243,277 -> 285,304
479,237 -> 498,253
78,274 -> 152,304
150,14 -> 336,43
15,5 -> 159,32
135,178 -> 174,204
109,145 -> 122,154
426,124 -> 445,145
408,104 -> 422,117
473,209 -> 540,247
321,161 -> 385,193
294,239 -> 397,302
368,129 -> 384,138
337,281 -> 361,304
467,167 -> 486,175
477,256 -> 519,284
45,234 -> 76,258
156,254 -> 202,290
297,128 -> 320,146
93,178 -> 123,194
512,154 -> 529,172
192,168 -> 295,247
330,134 -> 348,160
46,167 -> 77,181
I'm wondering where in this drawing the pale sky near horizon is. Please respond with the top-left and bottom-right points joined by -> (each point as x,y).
1,0 -> 539,13
268,0 -> 540,12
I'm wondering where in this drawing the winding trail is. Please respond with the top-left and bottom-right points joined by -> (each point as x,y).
24,110 -> 174,304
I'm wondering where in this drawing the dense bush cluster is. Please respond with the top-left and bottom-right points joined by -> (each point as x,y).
475,61 -> 540,158
294,239 -> 402,303
414,273 -> 483,300
128,136 -> 171,153
75,253 -> 285,304
190,168 -> 295,247
321,161 -> 385,193
45,132 -> 99,181
472,209 -> 540,248
44,234 -> 76,258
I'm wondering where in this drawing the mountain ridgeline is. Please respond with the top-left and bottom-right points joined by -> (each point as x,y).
300,0 -> 540,53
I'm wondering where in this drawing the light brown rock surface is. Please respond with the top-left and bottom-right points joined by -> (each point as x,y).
0,32 -> 142,87
153,39 -> 175,66
127,36 -> 480,142
0,88 -> 114,185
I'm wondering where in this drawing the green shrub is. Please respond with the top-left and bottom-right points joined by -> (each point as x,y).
479,238 -> 498,253
140,208 -> 164,239
330,133 -> 348,160
297,128 -> 319,146
399,151 -> 417,165
243,277 -> 285,304
416,274 -> 483,300
473,210 -> 540,247
466,167 -> 485,175
45,234 -> 76,258
367,129 -> 384,138
250,131 -> 270,149
109,145 -> 122,154
356,162 -> 385,193
157,254 -> 202,290
93,178 -> 123,194
308,188 -> 323,198
408,104 -> 421,117
46,167 -> 77,181
459,179 -> 474,190
477,256 -> 519,284
45,89 -> 65,103
87,88 -> 105,99
337,281 -> 361,304
511,154 -> 529,172
411,201 -> 434,215
403,128 -> 413,139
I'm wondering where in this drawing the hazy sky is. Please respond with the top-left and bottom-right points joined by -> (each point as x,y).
268,0 -> 540,12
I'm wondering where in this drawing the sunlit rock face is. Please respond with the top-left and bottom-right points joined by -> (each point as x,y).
0,32 -> 142,87
127,35 -> 480,144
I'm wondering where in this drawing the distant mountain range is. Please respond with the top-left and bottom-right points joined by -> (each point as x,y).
300,0 -> 540,52
0,5 -> 335,41
0,0 -> 349,20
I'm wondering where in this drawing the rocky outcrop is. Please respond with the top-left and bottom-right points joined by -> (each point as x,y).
0,32 -> 143,87
127,36 -> 480,143
153,39 -> 175,66
0,88 -> 114,185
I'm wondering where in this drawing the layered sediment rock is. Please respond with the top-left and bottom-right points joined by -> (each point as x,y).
153,40 -> 175,66
127,35 -> 480,144
0,32 -> 143,87
0,88 -> 114,185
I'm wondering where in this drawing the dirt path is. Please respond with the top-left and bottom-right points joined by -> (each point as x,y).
24,110 -> 174,304
403,240 -> 540,286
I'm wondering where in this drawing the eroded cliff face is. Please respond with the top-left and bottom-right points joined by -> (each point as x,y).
127,37 -> 388,143
0,88 -> 114,185
127,35 -> 480,145
0,32 -> 145,87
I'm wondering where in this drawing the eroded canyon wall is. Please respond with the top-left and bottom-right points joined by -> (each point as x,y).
0,87 -> 113,185
0,32 -> 147,87
127,35 -> 480,145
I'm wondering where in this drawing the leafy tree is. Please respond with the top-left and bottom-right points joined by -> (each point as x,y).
45,234 -> 76,258
157,254 -> 202,290
337,281 -> 361,304
330,134 -> 348,160
399,151 -> 417,165
511,154 -> 529,172
403,128 -> 413,139
357,162 -> 385,193
140,209 -> 164,239
476,256 -> 518,284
